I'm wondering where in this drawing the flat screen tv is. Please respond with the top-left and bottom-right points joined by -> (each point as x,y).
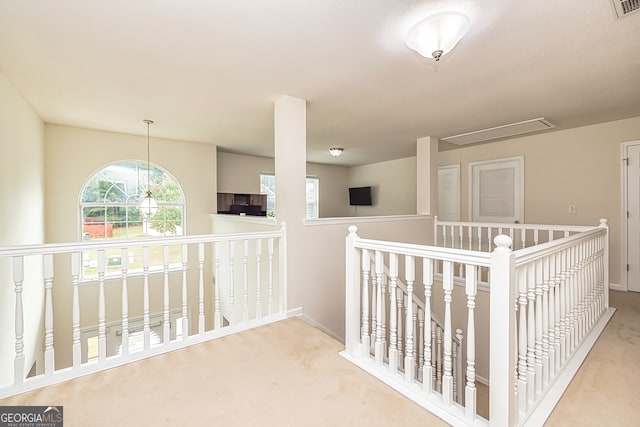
349,186 -> 372,206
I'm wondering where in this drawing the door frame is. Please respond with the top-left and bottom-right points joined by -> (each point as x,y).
621,140 -> 640,292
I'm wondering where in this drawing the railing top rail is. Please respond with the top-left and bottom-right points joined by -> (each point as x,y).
0,227 -> 285,258
354,237 -> 491,267
435,218 -> 594,233
514,226 -> 606,266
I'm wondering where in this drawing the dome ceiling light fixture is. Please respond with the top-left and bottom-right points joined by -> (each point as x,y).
328,147 -> 344,157
405,11 -> 471,61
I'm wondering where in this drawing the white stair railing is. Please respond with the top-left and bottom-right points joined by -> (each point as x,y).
0,224 -> 287,399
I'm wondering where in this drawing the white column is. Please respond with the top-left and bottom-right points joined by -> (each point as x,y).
274,95 -> 306,314
416,136 -> 439,215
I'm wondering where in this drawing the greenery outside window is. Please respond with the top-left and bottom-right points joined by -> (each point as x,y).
80,160 -> 185,280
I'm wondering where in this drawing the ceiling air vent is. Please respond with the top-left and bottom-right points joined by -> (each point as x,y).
442,118 -> 556,145
611,0 -> 640,18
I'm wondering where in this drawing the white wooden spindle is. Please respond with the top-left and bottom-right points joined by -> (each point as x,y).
121,248 -> 130,356
436,325 -> 443,391
370,272 -> 378,354
396,287 -> 404,368
214,241 -> 222,329
405,256 -> 415,383
374,251 -> 384,365
541,256 -> 550,387
13,256 -> 25,384
181,244 -> 188,339
143,246 -> 151,350
517,265 -> 529,414
242,240 -> 249,322
548,252 -> 557,378
455,328 -> 463,404
418,309 -> 425,381
267,238 -> 274,316
465,264 -> 477,419
255,239 -> 263,318
521,228 -> 527,249
442,260 -> 454,405
423,258 -> 434,394
389,253 -> 399,373
43,254 -> 55,375
163,245 -> 170,344
71,252 -> 81,368
199,243 -> 205,334
559,249 -> 568,364
98,250 -> 107,361
412,301 -> 418,371
526,264 -> 536,404
361,249 -> 371,354
535,260 -> 543,395
229,240 -> 236,323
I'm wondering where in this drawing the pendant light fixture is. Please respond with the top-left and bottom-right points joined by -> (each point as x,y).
140,119 -> 158,218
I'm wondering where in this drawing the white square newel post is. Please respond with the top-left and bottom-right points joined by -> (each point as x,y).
489,235 -> 517,426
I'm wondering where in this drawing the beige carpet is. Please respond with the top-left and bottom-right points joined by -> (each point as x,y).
2,290 -> 637,426
545,290 -> 640,426
0,317 -> 448,427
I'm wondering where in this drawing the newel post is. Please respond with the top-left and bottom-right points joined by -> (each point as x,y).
489,235 -> 517,427
345,225 -> 362,355
599,218 -> 609,309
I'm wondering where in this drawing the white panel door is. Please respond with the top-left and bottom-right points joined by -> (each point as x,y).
627,144 -> 640,292
470,156 -> 524,223
438,164 -> 460,221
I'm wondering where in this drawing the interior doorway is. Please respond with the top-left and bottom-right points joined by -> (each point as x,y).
623,141 -> 640,292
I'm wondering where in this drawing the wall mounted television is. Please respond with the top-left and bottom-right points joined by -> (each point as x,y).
349,186 -> 372,206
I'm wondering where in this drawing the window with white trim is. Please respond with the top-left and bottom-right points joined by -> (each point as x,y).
259,173 -> 319,219
79,160 -> 185,279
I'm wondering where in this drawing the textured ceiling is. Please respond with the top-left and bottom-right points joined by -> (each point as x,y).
0,0 -> 638,166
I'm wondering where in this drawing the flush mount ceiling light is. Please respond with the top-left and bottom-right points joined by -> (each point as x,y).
328,147 -> 344,157
406,11 -> 471,61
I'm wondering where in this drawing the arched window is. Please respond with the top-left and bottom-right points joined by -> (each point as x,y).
79,160 -> 185,279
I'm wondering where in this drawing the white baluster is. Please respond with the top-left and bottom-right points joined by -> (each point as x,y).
44,254 -> 55,375
370,272 -> 378,354
121,248 -> 130,355
465,264 -> 477,419
442,260 -> 454,405
243,240 -> 249,322
13,257 -> 25,384
423,258 -> 434,393
517,265 -> 529,414
214,241 -> 221,329
477,226 -> 482,251
405,256 -> 415,383
521,228 -> 527,249
229,240 -> 236,323
418,309 -> 425,381
436,325 -> 443,392
526,264 -> 536,404
267,238 -> 274,316
98,250 -> 107,361
548,252 -> 557,379
388,253 -> 399,373
558,249 -> 568,364
163,245 -> 170,344
396,287 -> 404,368
71,252 -> 81,368
255,239 -> 263,319
361,249 -> 371,355
143,246 -> 150,350
199,243 -> 205,334
541,257 -> 550,387
374,251 -> 384,365
181,244 -> 188,339
534,229 -> 539,246
535,260 -> 543,395
455,328 -> 463,405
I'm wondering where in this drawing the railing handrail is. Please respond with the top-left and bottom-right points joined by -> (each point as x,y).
353,238 -> 491,267
435,218 -> 594,234
0,228 -> 285,258
513,225 -> 606,266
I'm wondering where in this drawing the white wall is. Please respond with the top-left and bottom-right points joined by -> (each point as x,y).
439,116 -> 640,287
0,72 -> 45,385
348,157 -> 417,216
45,124 -> 217,368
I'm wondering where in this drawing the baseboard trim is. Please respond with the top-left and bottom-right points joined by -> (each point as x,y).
292,310 -> 345,344
609,282 -> 625,291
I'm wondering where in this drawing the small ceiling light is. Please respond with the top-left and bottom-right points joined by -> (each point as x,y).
328,147 -> 344,157
406,12 -> 471,61
140,119 -> 158,218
